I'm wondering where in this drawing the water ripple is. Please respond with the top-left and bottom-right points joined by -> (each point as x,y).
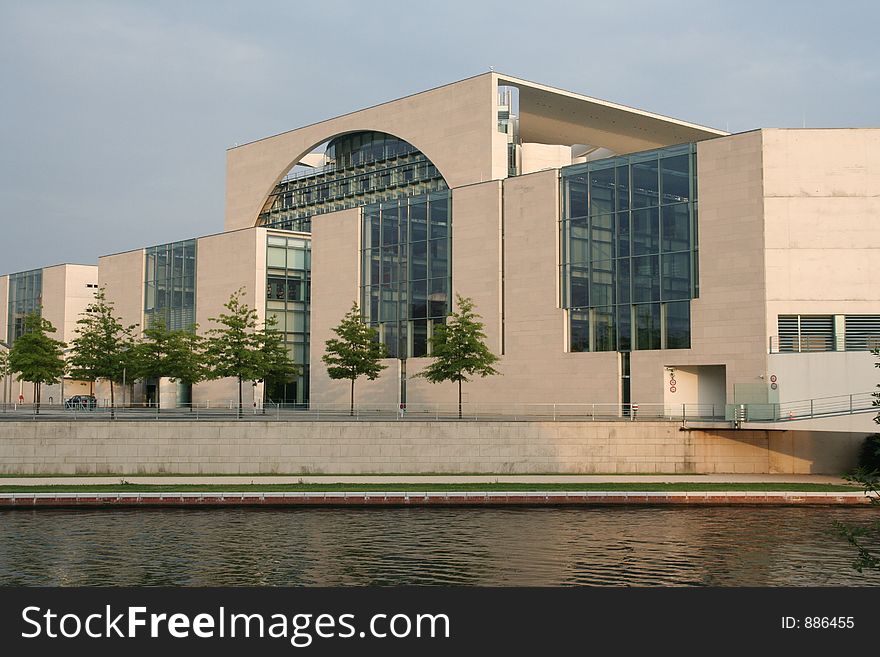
0,507 -> 878,586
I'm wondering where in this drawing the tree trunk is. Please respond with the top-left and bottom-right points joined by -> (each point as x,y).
238,376 -> 243,419
34,382 -> 40,415
458,379 -> 462,419
157,378 -> 161,412
110,380 -> 115,420
350,379 -> 355,417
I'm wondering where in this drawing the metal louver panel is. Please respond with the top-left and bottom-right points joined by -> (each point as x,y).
777,315 -> 799,352
798,315 -> 834,351
777,315 -> 834,352
845,315 -> 880,351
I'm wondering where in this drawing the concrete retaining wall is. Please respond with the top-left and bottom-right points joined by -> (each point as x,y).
0,421 -> 867,476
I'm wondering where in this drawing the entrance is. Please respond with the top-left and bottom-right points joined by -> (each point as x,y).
663,365 -> 726,419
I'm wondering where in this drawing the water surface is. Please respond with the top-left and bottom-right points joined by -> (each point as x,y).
1,507 -> 878,586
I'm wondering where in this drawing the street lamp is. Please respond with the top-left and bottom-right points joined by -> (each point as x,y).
0,340 -> 9,411
60,347 -> 74,408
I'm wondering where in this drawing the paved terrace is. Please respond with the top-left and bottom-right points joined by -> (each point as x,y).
1,474 -> 873,508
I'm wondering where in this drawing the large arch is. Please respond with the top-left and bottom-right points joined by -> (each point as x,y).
224,73 -> 501,231
254,129 -> 451,230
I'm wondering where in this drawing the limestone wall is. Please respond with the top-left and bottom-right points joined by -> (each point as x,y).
0,421 -> 864,476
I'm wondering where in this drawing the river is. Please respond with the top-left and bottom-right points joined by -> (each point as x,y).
1,506 -> 878,586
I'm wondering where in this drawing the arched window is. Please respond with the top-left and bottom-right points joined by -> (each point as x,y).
258,131 -> 448,232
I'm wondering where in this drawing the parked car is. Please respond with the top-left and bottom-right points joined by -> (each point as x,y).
64,395 -> 97,410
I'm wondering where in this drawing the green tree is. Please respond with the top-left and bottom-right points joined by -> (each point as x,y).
259,321 -> 301,408
322,302 -> 387,415
416,294 -> 500,418
835,470 -> 879,572
7,313 -> 66,414
67,289 -> 136,419
835,349 -> 880,572
204,289 -> 299,418
131,324 -> 206,411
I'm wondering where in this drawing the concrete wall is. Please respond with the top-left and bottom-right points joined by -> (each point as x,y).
3,265 -> 98,404
0,421 -> 865,476
192,227 -> 267,406
768,351 -> 876,403
40,264 -> 98,403
308,207 -> 388,407
521,143 -> 571,174
99,249 -> 145,330
763,129 -> 880,338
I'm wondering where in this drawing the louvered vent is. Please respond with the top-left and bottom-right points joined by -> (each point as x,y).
777,315 -> 800,352
845,315 -> 880,351
777,315 -> 834,352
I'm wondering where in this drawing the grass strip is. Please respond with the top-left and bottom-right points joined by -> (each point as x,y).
0,483 -> 863,493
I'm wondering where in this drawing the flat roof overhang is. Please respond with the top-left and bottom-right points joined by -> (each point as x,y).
496,74 -> 728,153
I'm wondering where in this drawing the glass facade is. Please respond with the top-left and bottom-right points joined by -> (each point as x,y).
360,190 -> 452,358
144,240 -> 197,331
258,131 -> 448,232
6,269 -> 43,344
266,235 -> 311,405
561,143 -> 698,352
497,86 -> 520,177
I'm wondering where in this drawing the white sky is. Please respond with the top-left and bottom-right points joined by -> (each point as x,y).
1,0 -> 878,273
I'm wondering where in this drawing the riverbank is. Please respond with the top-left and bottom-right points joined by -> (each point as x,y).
0,474 -> 873,507
0,490 -> 872,507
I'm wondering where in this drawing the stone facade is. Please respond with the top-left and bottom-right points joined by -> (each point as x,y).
0,421 -> 863,476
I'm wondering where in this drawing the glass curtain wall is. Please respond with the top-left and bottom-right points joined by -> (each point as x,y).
6,269 -> 43,344
266,235 -> 311,405
144,241 -> 197,331
258,131 -> 448,232
561,143 -> 698,352
360,190 -> 451,358
143,240 -> 197,406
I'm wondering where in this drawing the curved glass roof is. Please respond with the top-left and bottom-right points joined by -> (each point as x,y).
258,131 -> 448,232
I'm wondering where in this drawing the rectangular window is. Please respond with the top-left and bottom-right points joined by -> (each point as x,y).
570,310 -> 590,352
636,303 -> 661,350
589,166 -> 615,216
593,306 -> 616,352
664,301 -> 691,349
265,234 -> 312,404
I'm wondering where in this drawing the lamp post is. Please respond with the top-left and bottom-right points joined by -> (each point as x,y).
59,347 -> 74,408
0,340 -> 9,412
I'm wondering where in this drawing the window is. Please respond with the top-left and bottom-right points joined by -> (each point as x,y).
144,240 -> 196,331
360,190 -> 452,358
265,235 -> 312,405
561,143 -> 696,353
257,131 -> 449,232
6,269 -> 43,344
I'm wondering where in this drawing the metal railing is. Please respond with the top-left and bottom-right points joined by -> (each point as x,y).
768,335 -> 880,353
0,401 -> 727,422
0,394 -> 873,423
735,391 -> 876,423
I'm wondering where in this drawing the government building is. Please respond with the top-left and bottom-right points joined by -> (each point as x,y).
2,73 -> 878,422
